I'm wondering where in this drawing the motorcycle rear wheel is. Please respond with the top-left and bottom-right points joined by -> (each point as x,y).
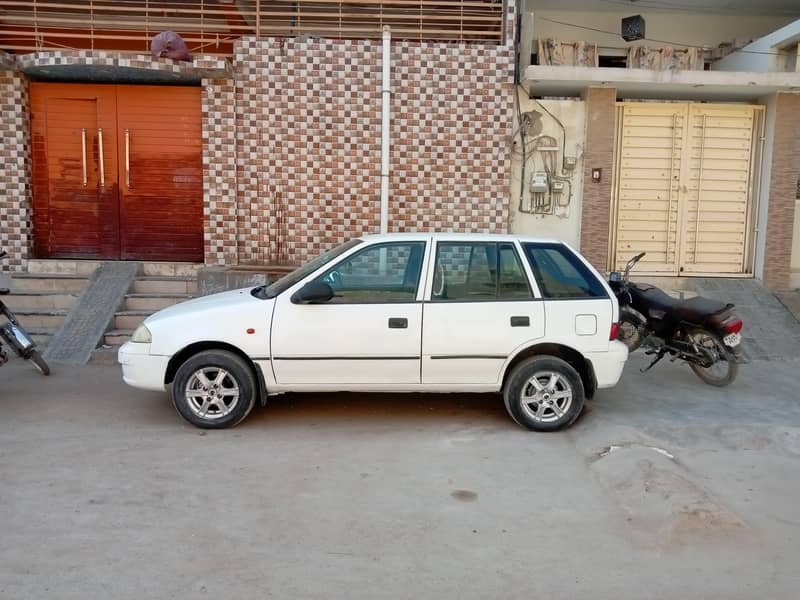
688,330 -> 737,387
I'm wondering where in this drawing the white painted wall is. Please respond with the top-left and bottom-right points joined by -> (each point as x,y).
509,92 -> 585,248
713,19 -> 800,72
529,10 -> 795,51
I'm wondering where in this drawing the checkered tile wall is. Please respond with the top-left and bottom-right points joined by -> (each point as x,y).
0,71 -> 32,272
225,35 -> 515,266
202,79 -> 238,266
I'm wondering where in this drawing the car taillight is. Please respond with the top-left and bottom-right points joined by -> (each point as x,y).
610,322 -> 619,341
722,317 -> 743,334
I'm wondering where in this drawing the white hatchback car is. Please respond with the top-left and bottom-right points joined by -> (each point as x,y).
119,234 -> 628,431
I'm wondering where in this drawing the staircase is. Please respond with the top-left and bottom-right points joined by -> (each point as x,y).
77,262 -> 199,365
3,262 -> 91,349
5,260 -> 285,365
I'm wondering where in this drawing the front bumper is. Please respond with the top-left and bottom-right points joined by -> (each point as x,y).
586,341 -> 629,389
118,341 -> 169,392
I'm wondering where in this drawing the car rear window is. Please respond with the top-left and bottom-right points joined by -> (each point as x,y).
522,243 -> 607,300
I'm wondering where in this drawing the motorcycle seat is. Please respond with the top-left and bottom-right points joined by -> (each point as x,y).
633,285 -> 730,324
0,288 -> 9,295
674,295 -> 731,324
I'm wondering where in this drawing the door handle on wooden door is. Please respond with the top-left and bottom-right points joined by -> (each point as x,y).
124,128 -> 130,188
97,128 -> 105,187
80,128 -> 88,186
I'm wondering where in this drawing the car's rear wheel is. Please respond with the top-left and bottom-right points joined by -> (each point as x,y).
171,350 -> 257,429
503,356 -> 585,432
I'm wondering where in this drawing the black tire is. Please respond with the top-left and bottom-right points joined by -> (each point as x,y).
688,330 -> 738,387
171,350 -> 257,429
618,309 -> 645,353
29,350 -> 50,376
503,356 -> 585,432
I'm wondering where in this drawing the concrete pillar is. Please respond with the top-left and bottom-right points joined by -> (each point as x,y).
579,86 -> 616,271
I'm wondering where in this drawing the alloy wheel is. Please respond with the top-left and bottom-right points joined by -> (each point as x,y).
520,371 -> 574,424
185,367 -> 240,420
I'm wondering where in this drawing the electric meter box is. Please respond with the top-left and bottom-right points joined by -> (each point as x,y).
530,172 -> 548,193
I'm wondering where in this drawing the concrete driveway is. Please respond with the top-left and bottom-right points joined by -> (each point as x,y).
1,353 -> 799,599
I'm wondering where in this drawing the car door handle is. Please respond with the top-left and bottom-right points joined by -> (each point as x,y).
510,316 -> 530,327
388,317 -> 408,329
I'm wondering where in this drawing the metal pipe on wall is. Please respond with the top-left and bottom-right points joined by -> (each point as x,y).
380,25 -> 391,234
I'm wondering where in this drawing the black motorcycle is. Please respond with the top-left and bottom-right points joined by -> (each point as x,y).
0,251 -> 50,375
609,252 -> 744,387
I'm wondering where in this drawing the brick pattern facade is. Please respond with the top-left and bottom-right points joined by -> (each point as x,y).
0,71 -> 32,271
224,36 -> 515,266
390,43 -> 513,235
202,79 -> 239,266
579,87 -> 617,272
233,37 -> 384,266
763,92 -> 800,290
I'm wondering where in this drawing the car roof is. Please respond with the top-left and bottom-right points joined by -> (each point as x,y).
359,232 -> 566,244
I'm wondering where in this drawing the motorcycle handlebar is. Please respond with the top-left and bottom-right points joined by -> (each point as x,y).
623,252 -> 646,281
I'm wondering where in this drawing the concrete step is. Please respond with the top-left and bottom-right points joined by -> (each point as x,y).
1,291 -> 78,311
10,273 -> 89,293
24,327 -> 58,348
90,346 -> 119,366
12,309 -> 68,330
115,310 -> 151,330
104,329 -> 133,346
133,276 -> 198,295
124,293 -> 193,312
141,262 -> 203,277
26,259 -> 103,276
28,259 -> 202,278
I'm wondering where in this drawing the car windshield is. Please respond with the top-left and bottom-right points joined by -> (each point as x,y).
253,239 -> 363,299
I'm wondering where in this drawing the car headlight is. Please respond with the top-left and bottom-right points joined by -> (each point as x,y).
131,324 -> 152,344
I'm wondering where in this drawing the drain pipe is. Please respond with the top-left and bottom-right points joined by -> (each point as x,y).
380,26 -> 391,234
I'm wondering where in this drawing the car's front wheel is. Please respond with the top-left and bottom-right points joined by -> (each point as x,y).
171,350 -> 257,429
503,356 -> 585,431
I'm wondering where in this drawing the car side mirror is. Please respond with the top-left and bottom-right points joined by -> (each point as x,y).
291,281 -> 334,304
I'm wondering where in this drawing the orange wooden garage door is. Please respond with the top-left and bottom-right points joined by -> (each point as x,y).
30,83 -> 203,262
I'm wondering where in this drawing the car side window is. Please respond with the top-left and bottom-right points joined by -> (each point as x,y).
498,243 -> 533,300
523,243 -> 607,299
432,242 -> 532,302
315,242 -> 425,303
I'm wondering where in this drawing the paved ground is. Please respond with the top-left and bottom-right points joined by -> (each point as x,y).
685,279 -> 800,361
1,351 -> 800,599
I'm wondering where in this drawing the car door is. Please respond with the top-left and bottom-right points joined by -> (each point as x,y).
270,240 -> 428,385
421,240 -> 545,384
521,243 -> 614,354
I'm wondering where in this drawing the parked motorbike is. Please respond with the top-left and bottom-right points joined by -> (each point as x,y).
0,250 -> 50,375
608,252 -> 744,387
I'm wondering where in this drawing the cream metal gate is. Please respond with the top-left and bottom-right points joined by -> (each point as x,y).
611,102 -> 764,276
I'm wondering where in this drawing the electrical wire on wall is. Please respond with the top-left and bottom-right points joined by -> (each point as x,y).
512,88 -> 577,218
